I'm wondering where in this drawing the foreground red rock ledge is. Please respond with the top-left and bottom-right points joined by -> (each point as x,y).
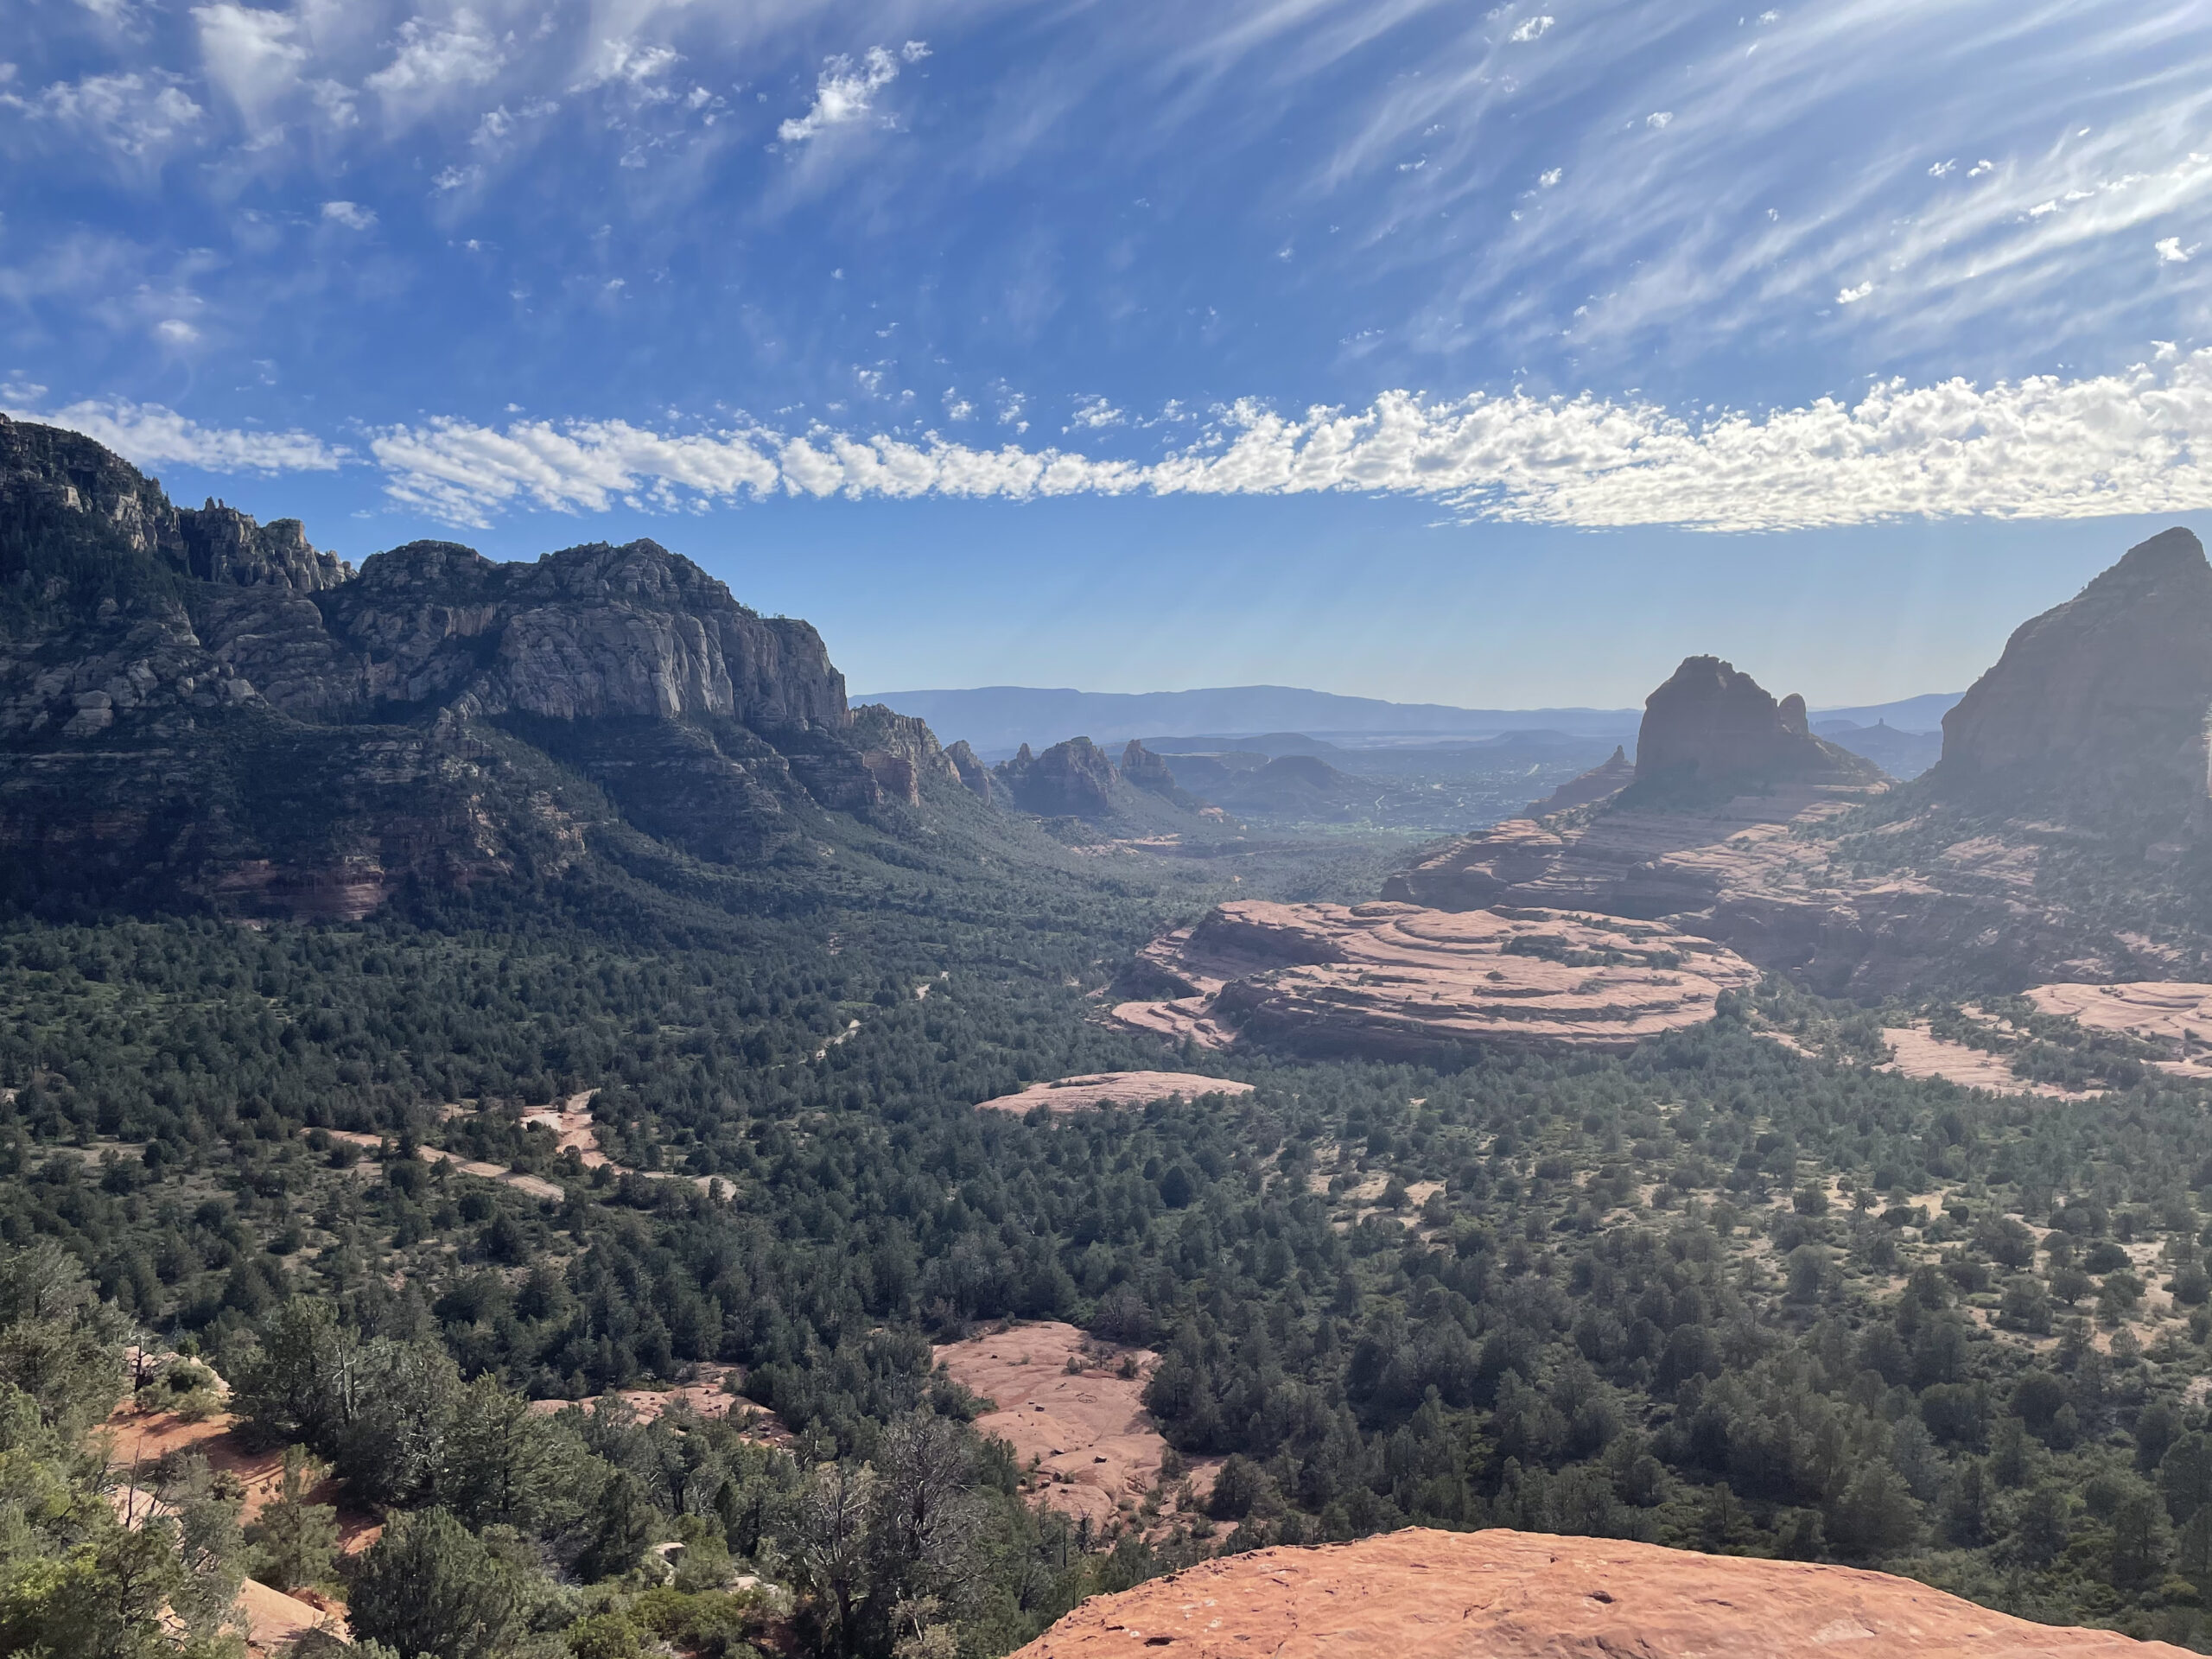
1010,1529 -> 2190,1658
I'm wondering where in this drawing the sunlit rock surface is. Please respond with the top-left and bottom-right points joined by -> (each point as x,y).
1115,899 -> 1756,1059
1012,1528 -> 2193,1659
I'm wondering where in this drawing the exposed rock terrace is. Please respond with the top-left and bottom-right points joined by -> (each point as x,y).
1114,899 -> 1756,1060
975,1071 -> 1256,1115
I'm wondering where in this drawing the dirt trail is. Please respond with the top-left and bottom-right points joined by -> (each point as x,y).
322,1128 -> 564,1200
321,1090 -> 726,1200
519,1090 -> 726,1194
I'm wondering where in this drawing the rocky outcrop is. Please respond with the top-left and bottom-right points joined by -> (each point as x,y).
1119,740 -> 1197,807
178,501 -> 348,591
852,703 -> 962,806
1635,656 -> 1878,789
1383,536 -> 2212,993
1114,899 -> 1756,1060
1013,1528 -> 2190,1659
1526,744 -> 1632,815
0,415 -> 349,597
995,737 -> 1132,818
1376,779 -> 2150,996
932,1324 -> 1200,1535
974,1071 -> 1255,1115
1933,526 -> 2212,817
1382,652 -> 1900,975
945,739 -> 994,802
0,418 -> 951,916
235,537 -> 852,728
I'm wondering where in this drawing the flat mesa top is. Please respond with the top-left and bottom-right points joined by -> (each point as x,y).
974,1071 -> 1258,1114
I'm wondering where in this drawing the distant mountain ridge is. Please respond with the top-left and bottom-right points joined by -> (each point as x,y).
862,683 -> 1957,754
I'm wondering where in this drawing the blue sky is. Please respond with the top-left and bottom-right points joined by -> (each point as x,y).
4,0 -> 2211,706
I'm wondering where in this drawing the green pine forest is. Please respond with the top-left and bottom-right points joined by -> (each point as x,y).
6,791 -> 2212,1656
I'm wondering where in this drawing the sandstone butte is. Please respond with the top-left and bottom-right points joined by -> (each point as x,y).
1113,900 -> 1757,1061
1009,1528 -> 2193,1659
975,1072 -> 1258,1116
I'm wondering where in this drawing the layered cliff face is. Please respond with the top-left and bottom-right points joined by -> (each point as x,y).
851,702 -> 963,805
0,418 -> 945,917
1635,656 -> 1878,790
1934,526 -> 2212,817
179,501 -> 349,591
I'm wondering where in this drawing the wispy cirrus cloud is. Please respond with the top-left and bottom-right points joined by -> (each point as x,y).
355,352 -> 2212,531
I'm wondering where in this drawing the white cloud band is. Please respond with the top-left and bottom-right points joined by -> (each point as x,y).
5,398 -> 345,474
372,352 -> 2212,532
21,353 -> 2212,534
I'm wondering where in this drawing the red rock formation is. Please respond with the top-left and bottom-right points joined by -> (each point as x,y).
1935,525 -> 2212,814
945,739 -> 995,801
1636,656 -> 1878,787
851,702 -> 962,804
1120,741 -> 1198,808
1114,899 -> 1756,1059
1011,1528 -> 2191,1659
995,737 -> 1135,817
